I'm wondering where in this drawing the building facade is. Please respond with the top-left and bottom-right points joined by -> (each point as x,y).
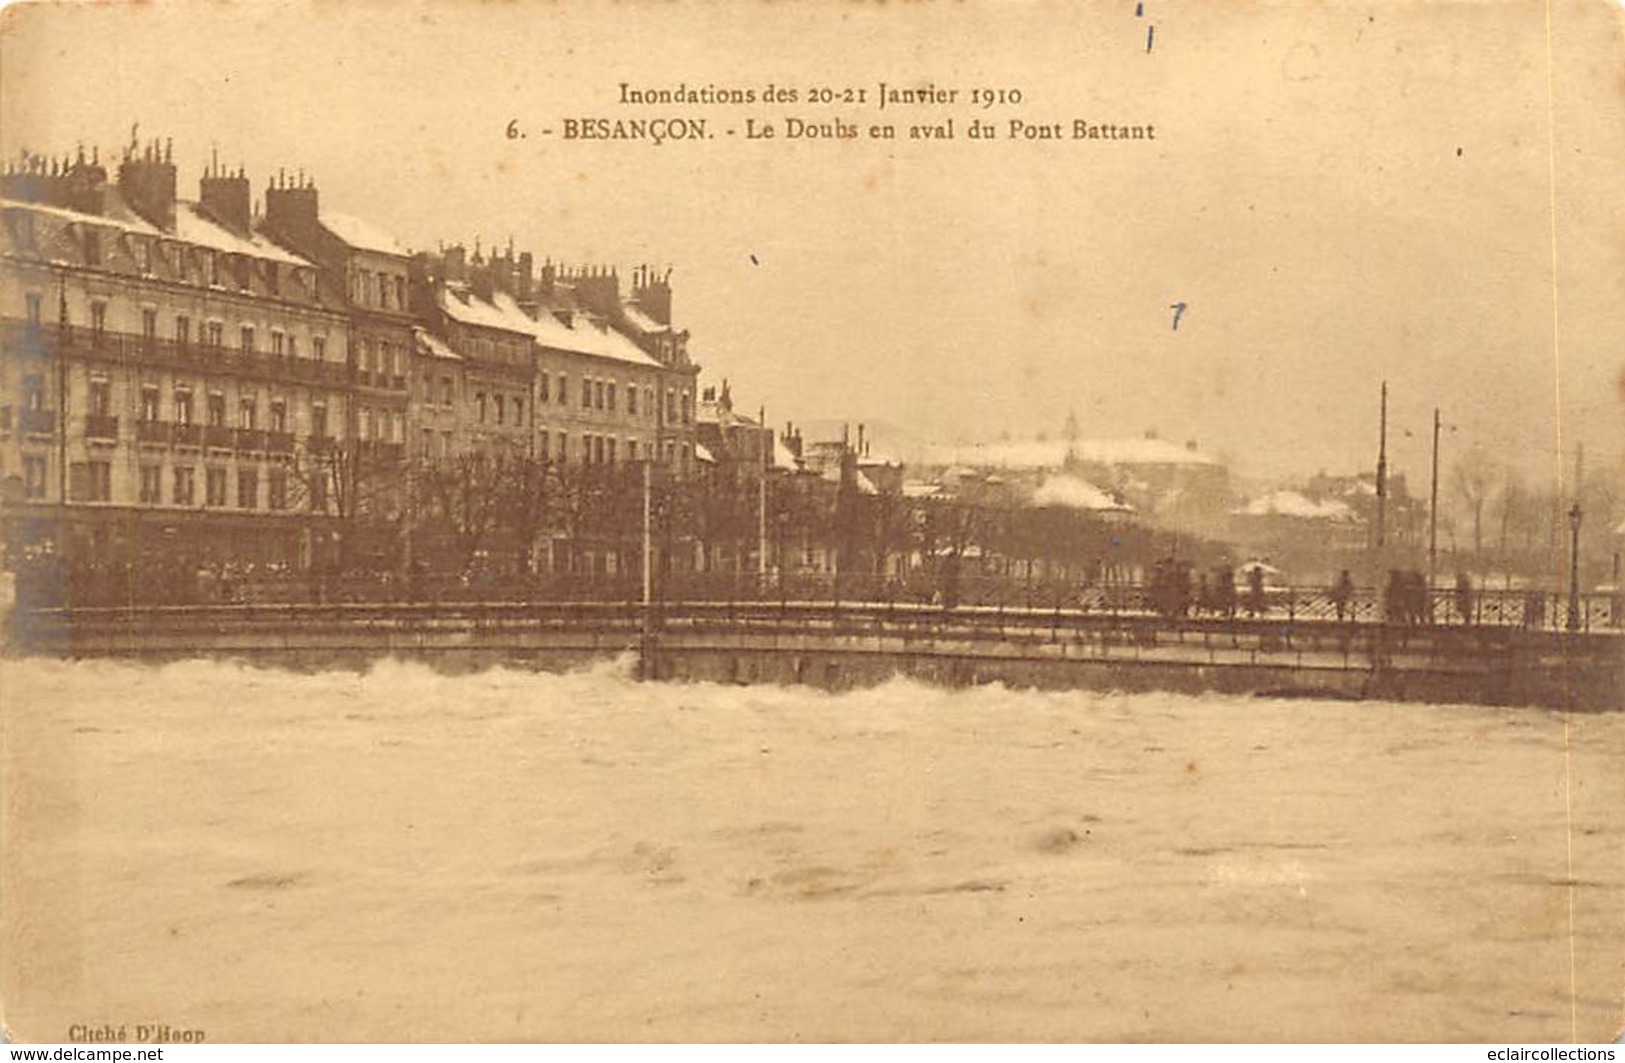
1,137 -> 709,596
1,143 -> 353,583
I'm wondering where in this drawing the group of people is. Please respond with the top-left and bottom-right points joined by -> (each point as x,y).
1381,569 -> 1479,626
1148,559 -> 1272,620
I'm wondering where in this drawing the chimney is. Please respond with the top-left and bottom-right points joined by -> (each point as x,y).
517,251 -> 535,302
632,264 -> 673,325
490,248 -> 514,295
198,158 -> 251,237
443,244 -> 467,283
62,148 -> 109,215
263,169 -> 321,249
470,259 -> 494,303
574,265 -> 621,319
117,138 -> 178,231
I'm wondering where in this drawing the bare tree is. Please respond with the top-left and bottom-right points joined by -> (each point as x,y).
1452,447 -> 1497,559
285,440 -> 404,571
417,452 -> 506,576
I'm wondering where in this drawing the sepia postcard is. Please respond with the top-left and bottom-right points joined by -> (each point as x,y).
1,0 -> 1622,1046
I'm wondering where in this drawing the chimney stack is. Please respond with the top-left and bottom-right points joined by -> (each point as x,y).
263,169 -> 321,249
199,156 -> 252,237
443,244 -> 467,283
117,137 -> 178,231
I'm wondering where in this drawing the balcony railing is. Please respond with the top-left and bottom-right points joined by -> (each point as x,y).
204,425 -> 235,449
136,419 -> 171,444
19,408 -> 55,434
0,320 -> 350,386
266,431 -> 295,454
172,423 -> 202,447
84,413 -> 119,441
234,428 -> 267,452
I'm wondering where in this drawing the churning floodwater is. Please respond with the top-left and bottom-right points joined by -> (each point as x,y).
2,656 -> 1621,1042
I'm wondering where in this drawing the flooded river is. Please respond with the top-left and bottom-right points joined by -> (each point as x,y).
2,656 -> 1620,1042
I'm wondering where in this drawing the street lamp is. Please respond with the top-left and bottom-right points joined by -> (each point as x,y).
1567,502 -> 1582,631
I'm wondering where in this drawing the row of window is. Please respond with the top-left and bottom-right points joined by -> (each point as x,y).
474,391 -> 526,428
415,428 -> 689,469
20,456 -> 311,511
357,337 -> 407,377
350,270 -> 407,313
133,384 -> 316,435
132,465 -> 296,510
461,376 -> 693,425
24,292 -> 337,360
356,405 -> 405,445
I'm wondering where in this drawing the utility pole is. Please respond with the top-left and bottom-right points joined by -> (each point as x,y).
640,457 -> 653,678
1567,502 -> 1582,632
1428,406 -> 1440,587
1567,443 -> 1584,631
1375,380 -> 1388,552
758,405 -> 768,597
642,458 -> 652,609
56,274 -> 69,525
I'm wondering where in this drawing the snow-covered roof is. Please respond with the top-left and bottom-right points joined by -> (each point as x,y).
695,442 -> 717,464
440,286 -> 535,335
505,292 -> 664,369
931,437 -> 1219,470
903,481 -> 944,499
771,436 -> 799,470
414,326 -> 461,361
1032,475 -> 1132,512
174,202 -> 311,265
622,304 -> 667,334
1,195 -> 161,235
1234,490 -> 1354,521
321,210 -> 410,257
2,195 -> 315,269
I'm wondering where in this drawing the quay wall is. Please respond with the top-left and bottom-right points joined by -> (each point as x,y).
10,604 -> 1622,710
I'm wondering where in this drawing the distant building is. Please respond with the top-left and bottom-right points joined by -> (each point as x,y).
925,431 -> 1231,528
411,249 -> 699,471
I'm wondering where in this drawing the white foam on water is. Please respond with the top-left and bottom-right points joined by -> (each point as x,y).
2,655 -> 1620,1042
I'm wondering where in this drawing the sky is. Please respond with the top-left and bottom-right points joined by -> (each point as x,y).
2,0 -> 1622,489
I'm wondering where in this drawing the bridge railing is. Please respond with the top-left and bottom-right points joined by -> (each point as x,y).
13,565 -> 1622,633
